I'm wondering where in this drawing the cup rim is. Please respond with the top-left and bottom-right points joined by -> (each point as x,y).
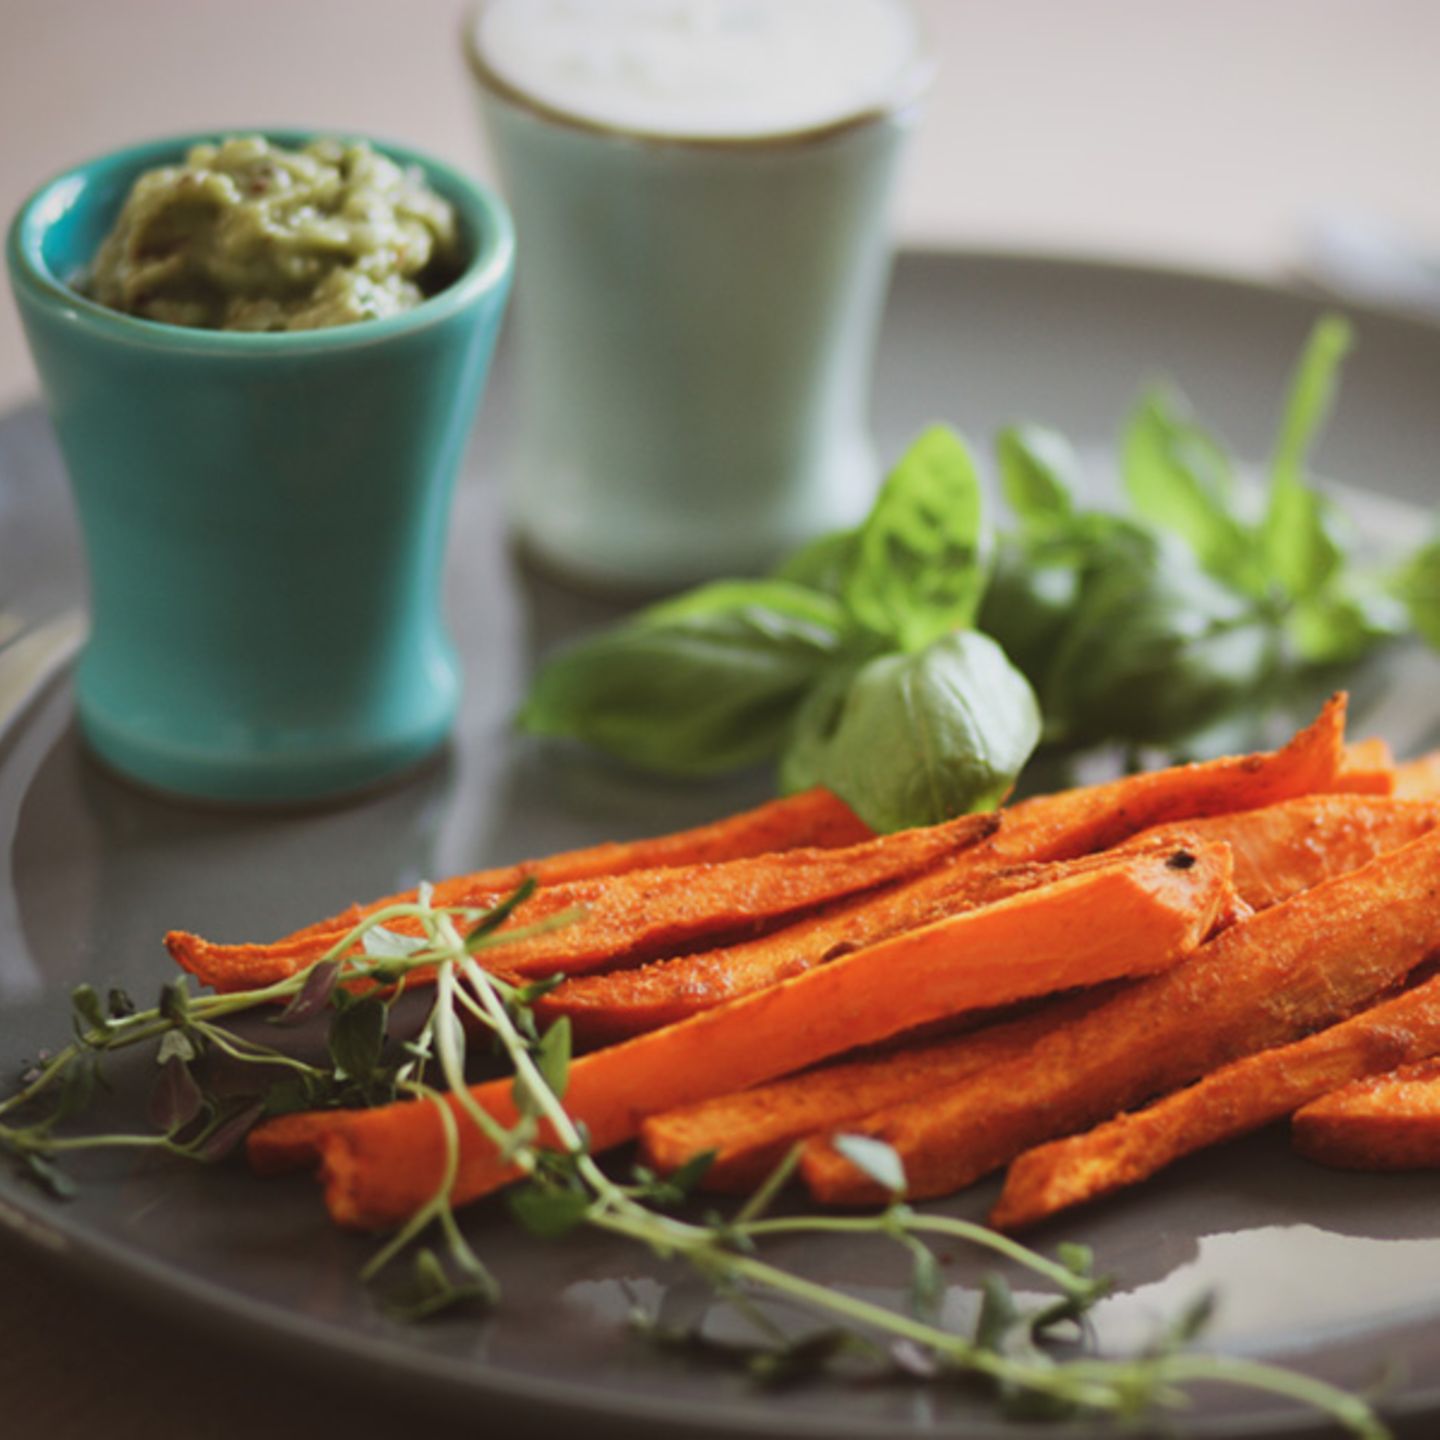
462,0 -> 936,151
6,128 -> 515,354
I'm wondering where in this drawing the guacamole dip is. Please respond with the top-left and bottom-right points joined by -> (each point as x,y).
87,136 -> 461,332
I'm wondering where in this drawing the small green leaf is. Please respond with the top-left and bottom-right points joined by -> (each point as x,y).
465,878 -> 539,951
519,581 -> 852,776
535,1017 -> 572,1100
327,996 -> 387,1083
361,926 -> 428,960
1055,1241 -> 1094,1279
772,528 -> 860,598
1261,316 -> 1354,600
830,1133 -> 907,1196
996,424 -> 1078,535
1122,389 -> 1258,592
667,1148 -> 716,1198
51,1056 -> 98,1126
907,1241 -> 944,1322
272,960 -> 341,1027
149,1056 -> 204,1134
70,984 -> 108,1038
974,1273 -> 1020,1354
158,979 -> 191,1026
781,631 -> 1041,833
842,426 -> 990,651
156,1030 -> 197,1065
1395,539 -> 1440,650
508,1184 -> 592,1239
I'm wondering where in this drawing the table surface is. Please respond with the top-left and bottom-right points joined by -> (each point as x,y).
3,2 -> 1439,1436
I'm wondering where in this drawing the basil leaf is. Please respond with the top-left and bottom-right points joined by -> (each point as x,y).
1395,539 -> 1440,650
996,425 -> 1078,536
977,538 -> 1082,689
772,528 -> 860,599
781,631 -> 1040,833
1122,389 -> 1260,593
519,581 -> 852,776
1043,535 -> 1278,747
1288,587 -> 1409,666
1261,317 -> 1353,599
842,427 -> 989,651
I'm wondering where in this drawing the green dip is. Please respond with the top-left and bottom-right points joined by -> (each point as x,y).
87,136 -> 461,332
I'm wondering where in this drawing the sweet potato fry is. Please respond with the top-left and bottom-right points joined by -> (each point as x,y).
543,707 -> 1359,1045
249,839 -> 1232,1228
801,824 -> 1440,1207
277,787 -> 872,945
979,694 -> 1349,865
1331,735 -> 1397,796
640,797 -> 1437,1188
640,992 -> 1110,1193
1293,1055 -> 1440,1170
1395,751 -> 1440,802
993,971 -> 1440,1230
169,813 -> 992,993
1126,794 -> 1440,912
539,833 -> 1222,1045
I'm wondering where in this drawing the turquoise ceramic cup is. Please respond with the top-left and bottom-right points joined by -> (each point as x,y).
7,131 -> 514,804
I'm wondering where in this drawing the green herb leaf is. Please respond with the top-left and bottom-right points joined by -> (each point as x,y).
149,1056 -> 204,1134
158,978 -> 191,1026
70,984 -> 108,1039
535,1017 -> 572,1101
772,528 -> 860,598
465,878 -> 538,951
1122,388 -> 1258,592
361,926 -> 428,960
508,1184 -> 592,1239
519,581 -> 853,776
1395,538 -> 1440,649
781,631 -> 1041,833
975,1273 -> 1021,1354
272,960 -> 341,1027
156,1030 -> 197,1065
830,1134 -> 907,1197
327,995 -> 387,1083
842,426 -> 989,651
1041,532 -> 1278,748
1261,317 -> 1353,600
996,424 -> 1078,535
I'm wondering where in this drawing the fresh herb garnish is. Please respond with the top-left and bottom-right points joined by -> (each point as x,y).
0,893 -> 1391,1437
519,318 -> 1438,827
521,426 -> 1043,832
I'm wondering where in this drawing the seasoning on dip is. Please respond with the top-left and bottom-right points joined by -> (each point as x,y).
86,135 -> 461,332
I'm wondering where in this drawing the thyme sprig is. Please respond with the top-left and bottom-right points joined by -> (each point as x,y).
0,887 -> 1390,1438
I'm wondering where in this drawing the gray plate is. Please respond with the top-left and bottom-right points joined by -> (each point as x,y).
3,252 -> 1440,1440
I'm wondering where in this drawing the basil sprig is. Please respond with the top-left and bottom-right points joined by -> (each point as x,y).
521,316 -> 1440,818
520,427 -> 1042,832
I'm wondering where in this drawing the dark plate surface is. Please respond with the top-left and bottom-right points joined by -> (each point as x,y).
3,251 -> 1440,1440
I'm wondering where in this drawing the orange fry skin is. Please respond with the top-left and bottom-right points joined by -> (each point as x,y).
800,824 -> 1440,1208
994,971 -> 1440,1231
543,705 -> 1362,1046
978,694 -> 1349,866
168,812 -> 989,994
277,787 -> 872,945
1125,794 -> 1440,912
641,795 -> 1436,1189
1395,751 -> 1440,802
1293,1055 -> 1440,1170
540,832 -> 1220,1047
249,840 -> 1232,1229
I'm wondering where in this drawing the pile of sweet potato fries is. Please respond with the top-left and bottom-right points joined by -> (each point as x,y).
165,695 -> 1440,1233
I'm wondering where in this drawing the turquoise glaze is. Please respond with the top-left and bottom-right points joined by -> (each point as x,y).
7,132 -> 514,803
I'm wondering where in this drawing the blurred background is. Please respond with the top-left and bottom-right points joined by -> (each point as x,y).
2,0 -> 1438,411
